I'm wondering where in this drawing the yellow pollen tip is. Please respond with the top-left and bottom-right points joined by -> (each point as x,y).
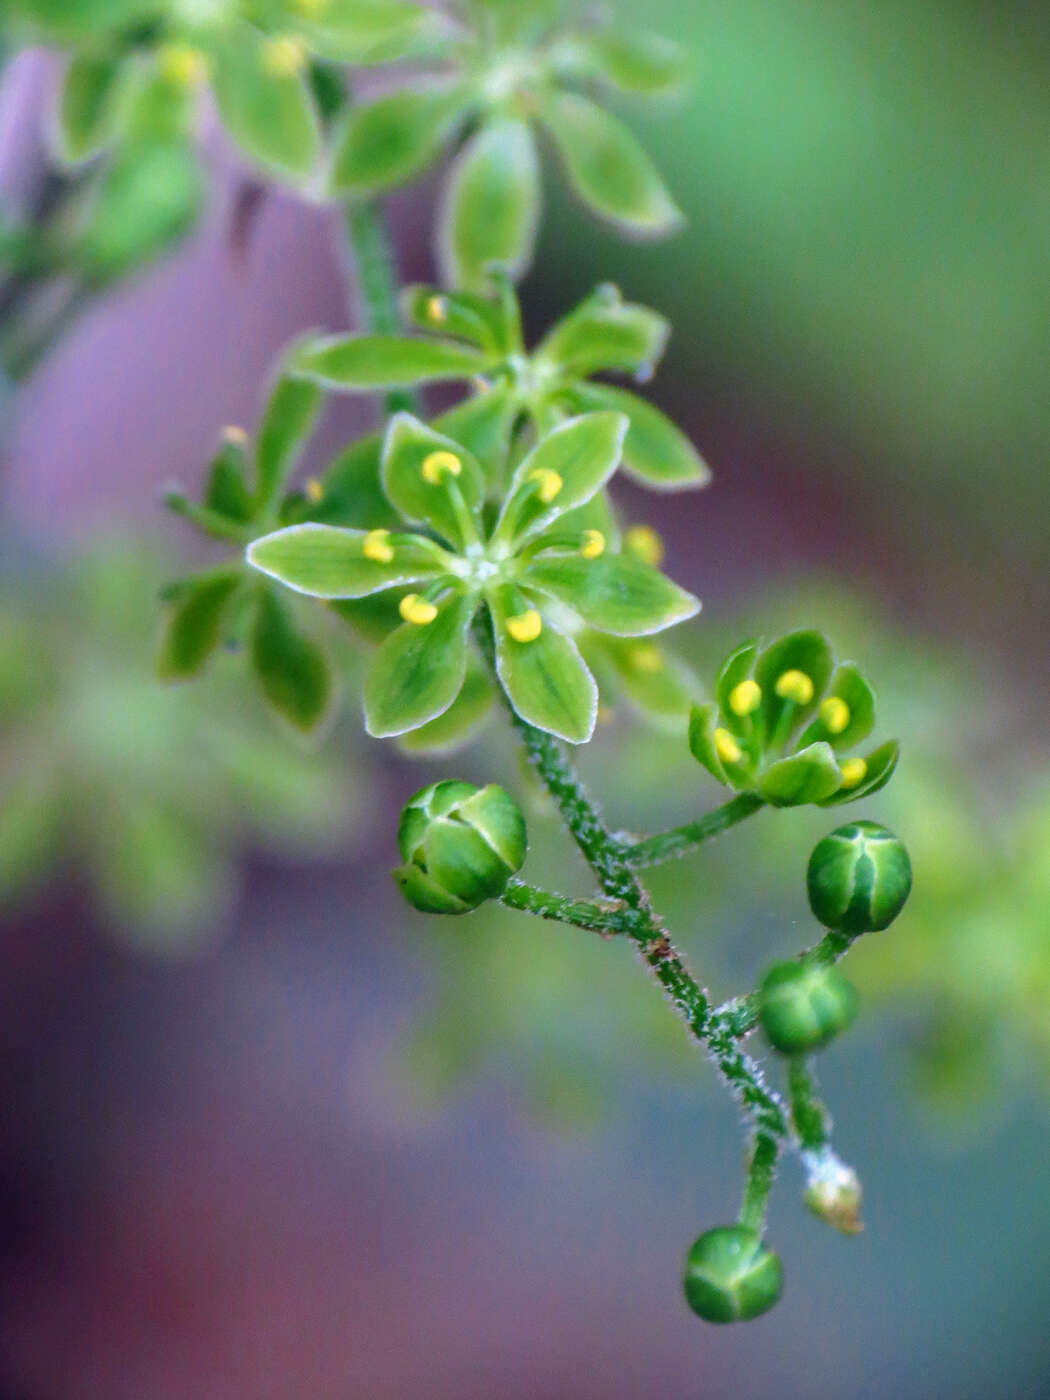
421,449 -> 462,484
630,644 -> 663,674
425,295 -> 448,323
529,468 -> 563,504
580,529 -> 606,560
222,424 -> 249,446
363,529 -> 394,564
506,609 -> 543,643
775,669 -> 814,705
839,757 -> 868,789
820,696 -> 851,734
728,679 -> 762,716
399,594 -> 438,626
159,43 -> 210,89
624,524 -> 664,567
304,478 -> 324,503
714,727 -> 743,765
262,35 -> 307,78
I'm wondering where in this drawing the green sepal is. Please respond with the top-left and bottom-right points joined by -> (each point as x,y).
522,551 -> 699,637
437,116 -> 541,291
247,522 -> 451,598
209,26 -> 321,180
541,90 -> 683,236
688,702 -> 730,785
568,381 -> 710,490
799,661 -> 876,751
392,862 -> 469,914
381,412 -> 485,549
397,660 -> 494,755
364,586 -> 475,737
432,385 -> 520,475
293,333 -> 490,389
400,284 -> 505,352
57,51 -> 128,164
250,587 -> 335,736
535,285 -> 669,378
564,29 -> 688,95
421,820 -> 507,908
819,739 -> 900,806
256,365 -> 323,512
753,629 -> 833,745
329,84 -> 468,194
204,436 -> 253,523
714,640 -> 760,736
157,573 -> 241,680
757,741 -> 843,807
488,585 -> 597,744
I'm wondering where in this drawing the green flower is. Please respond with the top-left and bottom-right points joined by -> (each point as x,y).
292,275 -> 710,491
246,409 -> 700,743
394,780 -> 527,914
757,959 -> 859,1054
683,1226 -> 783,1324
328,2 -> 686,287
689,629 -> 900,807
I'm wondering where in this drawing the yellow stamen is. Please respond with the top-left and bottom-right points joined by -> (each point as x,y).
839,757 -> 867,789
529,468 -> 563,504
363,529 -> 394,564
425,294 -> 448,324
399,594 -> 438,626
820,696 -> 851,735
728,679 -> 762,716
714,727 -> 743,765
222,424 -> 249,446
262,36 -> 307,78
292,0 -> 330,16
580,529 -> 606,560
304,477 -> 324,503
421,449 -> 462,484
159,43 -> 210,89
775,669 -> 814,705
624,524 -> 664,567
630,644 -> 663,674
506,609 -> 543,643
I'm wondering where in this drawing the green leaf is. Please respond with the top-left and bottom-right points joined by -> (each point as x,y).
568,381 -> 710,490
293,333 -> 490,390
57,52 -> 127,164
753,629 -> 834,745
329,84 -> 468,194
400,284 -> 505,352
799,661 -> 877,751
250,587 -> 335,735
381,412 -> 485,549
204,434 -> 253,522
437,116 -> 541,291
247,522 -> 451,598
495,411 -> 628,547
210,26 -> 321,179
688,702 -> 731,785
820,740 -> 900,806
535,285 -> 669,378
158,574 -> 242,680
489,585 -> 597,744
758,742 -> 843,807
364,588 -> 475,737
564,29 -> 688,95
541,91 -> 682,236
256,367 -> 323,511
398,660 -> 494,754
523,551 -> 699,636
432,385 -> 520,474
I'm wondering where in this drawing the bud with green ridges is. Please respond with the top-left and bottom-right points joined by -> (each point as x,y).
683,1226 -> 783,1323
758,960 -> 858,1053
393,780 -> 527,914
807,820 -> 912,933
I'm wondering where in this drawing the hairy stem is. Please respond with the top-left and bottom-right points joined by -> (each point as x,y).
342,199 -> 416,416
499,880 -> 637,935
620,792 -> 766,868
739,1131 -> 780,1235
788,1057 -> 830,1151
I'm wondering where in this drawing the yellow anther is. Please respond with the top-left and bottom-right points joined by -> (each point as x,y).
506,609 -> 543,643
421,449 -> 462,484
728,679 -> 762,716
714,727 -> 743,765
304,477 -> 324,503
839,757 -> 867,789
624,524 -> 664,567
262,35 -> 307,78
399,594 -> 438,626
820,695 -> 851,735
159,43 -> 210,89
630,644 -> 663,674
425,295 -> 448,324
222,424 -> 249,446
363,529 -> 394,564
580,529 -> 606,560
292,0 -> 330,16
775,669 -> 814,705
470,376 -> 491,394
529,468 -> 563,504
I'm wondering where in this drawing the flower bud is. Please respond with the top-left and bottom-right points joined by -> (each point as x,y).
807,820 -> 912,933
683,1226 -> 783,1323
802,1150 -> 863,1235
393,781 -> 526,914
758,960 -> 858,1054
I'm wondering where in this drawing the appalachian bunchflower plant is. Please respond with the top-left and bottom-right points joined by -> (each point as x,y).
246,409 -> 700,742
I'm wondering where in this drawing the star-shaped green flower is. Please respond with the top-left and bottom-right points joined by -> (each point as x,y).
247,409 -> 700,742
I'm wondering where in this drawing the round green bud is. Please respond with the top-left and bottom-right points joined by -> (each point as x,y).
758,959 -> 858,1053
683,1226 -> 783,1323
393,780 -> 527,915
807,820 -> 912,933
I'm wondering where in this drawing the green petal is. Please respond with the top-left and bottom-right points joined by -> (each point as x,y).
569,381 -> 710,490
495,411 -> 628,547
400,283 -> 506,352
364,588 -> 475,737
329,84 -> 468,194
247,522 -> 451,598
210,27 -> 321,179
250,587 -> 336,736
432,386 -> 520,477
819,740 -> 901,806
553,489 -> 621,550
437,116 -> 541,291
289,433 -> 399,529
714,639 -> 760,737
10,0 -> 156,42
688,702 -> 730,785
397,659 -> 494,755
540,91 -> 683,236
535,284 -> 669,378
489,586 -> 597,744
57,51 -> 127,164
381,412 -> 485,549
157,573 -> 241,680
292,0 -> 446,65
392,862 -> 469,914
753,629 -> 834,746
561,29 -> 688,95
255,362 -> 323,512
293,333 -> 490,390
799,661 -> 877,751
758,742 -> 843,807
592,635 -> 697,725
204,435 -> 253,523
522,552 -> 699,636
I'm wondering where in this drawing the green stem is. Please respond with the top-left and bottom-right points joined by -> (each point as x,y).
620,792 -> 766,868
343,199 -> 416,416
739,1130 -> 780,1235
788,1057 -> 830,1151
499,880 -> 636,935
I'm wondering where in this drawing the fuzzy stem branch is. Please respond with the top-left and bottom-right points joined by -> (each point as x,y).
342,199 -> 416,416
788,1057 -> 831,1151
619,792 -> 766,868
739,1130 -> 780,1235
499,880 -> 636,935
